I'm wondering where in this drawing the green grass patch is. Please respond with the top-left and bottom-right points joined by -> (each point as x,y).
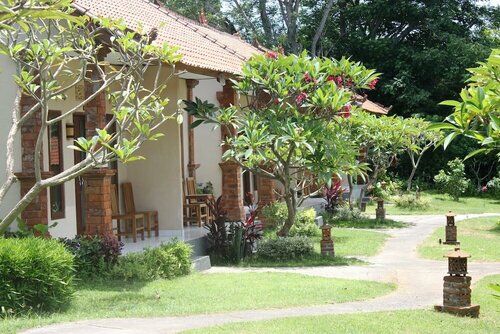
241,228 -> 388,267
0,273 -> 395,334
418,217 -> 500,261
326,217 -> 409,229
366,191 -> 500,215
186,274 -> 500,334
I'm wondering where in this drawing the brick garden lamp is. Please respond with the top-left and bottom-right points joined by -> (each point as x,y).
443,211 -> 459,245
435,248 -> 480,317
320,224 -> 334,256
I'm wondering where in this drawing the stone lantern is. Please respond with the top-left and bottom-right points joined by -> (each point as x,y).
375,198 -> 386,220
434,248 -> 480,317
320,224 -> 334,256
443,211 -> 459,245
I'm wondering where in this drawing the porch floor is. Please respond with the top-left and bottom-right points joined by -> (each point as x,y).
121,226 -> 208,254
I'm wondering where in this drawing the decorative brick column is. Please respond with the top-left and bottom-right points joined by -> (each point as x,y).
217,83 -> 245,221
219,162 -> 245,221
257,176 -> 275,207
16,93 -> 51,230
15,172 -> 52,229
84,65 -> 107,137
83,168 -> 116,236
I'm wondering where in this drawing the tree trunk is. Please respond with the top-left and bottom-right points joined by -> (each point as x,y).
277,190 -> 297,236
406,165 -> 417,192
258,0 -> 274,44
347,174 -> 353,210
311,0 -> 335,56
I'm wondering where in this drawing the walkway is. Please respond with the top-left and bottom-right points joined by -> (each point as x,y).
23,213 -> 500,334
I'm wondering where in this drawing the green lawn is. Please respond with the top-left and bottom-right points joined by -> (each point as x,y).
324,216 -> 409,229
418,216 -> 500,261
241,228 -> 388,267
186,274 -> 500,334
0,272 -> 395,334
366,191 -> 500,215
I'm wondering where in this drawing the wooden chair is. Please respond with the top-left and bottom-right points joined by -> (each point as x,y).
183,177 -> 212,227
111,184 -> 145,242
121,182 -> 159,238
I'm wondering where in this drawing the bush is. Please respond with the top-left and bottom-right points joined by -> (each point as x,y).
0,237 -> 74,314
111,239 -> 192,281
289,208 -> 320,237
434,158 -> 469,201
486,173 -> 500,198
261,202 -> 288,227
256,236 -> 313,260
393,194 -> 430,210
59,235 -> 123,278
332,206 -> 366,221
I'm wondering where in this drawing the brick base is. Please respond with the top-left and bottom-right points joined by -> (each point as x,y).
83,168 -> 115,236
375,208 -> 386,220
445,225 -> 458,244
434,304 -> 480,318
321,239 -> 334,256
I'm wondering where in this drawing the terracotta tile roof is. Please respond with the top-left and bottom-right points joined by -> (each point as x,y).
355,95 -> 390,115
73,0 -> 264,75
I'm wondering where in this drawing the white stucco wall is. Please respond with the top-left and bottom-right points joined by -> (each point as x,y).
119,74 -> 185,231
190,79 -> 224,197
0,55 -> 22,228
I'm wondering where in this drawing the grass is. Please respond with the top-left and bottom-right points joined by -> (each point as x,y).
0,273 -> 395,334
324,216 -> 409,229
418,216 -> 500,261
366,191 -> 500,215
186,274 -> 500,334
240,227 -> 389,267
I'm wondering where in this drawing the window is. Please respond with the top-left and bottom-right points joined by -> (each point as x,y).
48,111 -> 65,219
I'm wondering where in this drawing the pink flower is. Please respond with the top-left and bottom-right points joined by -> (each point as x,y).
265,51 -> 278,59
481,185 -> 487,193
304,72 -> 312,82
327,75 -> 335,82
369,79 -> 378,89
295,92 -> 308,104
346,79 -> 353,87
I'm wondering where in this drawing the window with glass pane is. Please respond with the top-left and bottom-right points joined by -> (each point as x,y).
48,111 -> 65,219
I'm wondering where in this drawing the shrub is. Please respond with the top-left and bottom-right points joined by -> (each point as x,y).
256,236 -> 314,260
261,202 -> 288,227
323,181 -> 344,213
111,239 -> 192,281
393,194 -> 430,210
486,173 -> 500,198
0,237 -> 74,314
59,235 -> 123,278
332,206 -> 366,221
289,208 -> 320,237
434,158 -> 469,201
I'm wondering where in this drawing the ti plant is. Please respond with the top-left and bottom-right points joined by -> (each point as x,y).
185,51 -> 378,236
323,180 -> 344,213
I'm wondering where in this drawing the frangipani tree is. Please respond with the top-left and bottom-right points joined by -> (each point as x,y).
347,112 -> 410,194
186,51 -> 378,236
435,48 -> 500,159
0,3 -> 181,232
404,118 -> 442,191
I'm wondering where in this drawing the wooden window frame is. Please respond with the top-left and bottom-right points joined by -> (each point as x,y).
48,110 -> 65,220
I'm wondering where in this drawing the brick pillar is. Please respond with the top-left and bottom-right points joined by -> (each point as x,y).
84,65 -> 107,137
83,168 -> 115,236
14,172 -> 52,229
257,176 -> 275,207
16,93 -> 51,230
217,83 -> 245,220
219,162 -> 245,221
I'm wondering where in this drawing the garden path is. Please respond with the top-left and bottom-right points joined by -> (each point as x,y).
23,213 -> 500,334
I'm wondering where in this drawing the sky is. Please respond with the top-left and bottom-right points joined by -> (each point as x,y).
487,0 -> 500,6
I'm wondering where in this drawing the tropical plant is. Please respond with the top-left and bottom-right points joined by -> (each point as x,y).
0,2 -> 182,233
323,180 -> 344,213
434,49 -> 500,158
186,51 -> 378,236
434,158 -> 470,201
